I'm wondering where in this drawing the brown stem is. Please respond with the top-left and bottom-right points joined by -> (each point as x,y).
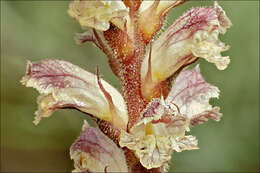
119,46 -> 147,130
114,2 -> 148,130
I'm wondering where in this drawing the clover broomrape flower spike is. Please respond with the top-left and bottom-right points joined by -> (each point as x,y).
21,0 -> 231,172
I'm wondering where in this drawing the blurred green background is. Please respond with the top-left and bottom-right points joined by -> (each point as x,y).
1,0 -> 259,172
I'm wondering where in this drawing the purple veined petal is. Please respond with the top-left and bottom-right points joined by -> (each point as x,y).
166,64 -> 222,124
70,120 -> 128,172
189,107 -> 222,126
21,59 -> 128,129
141,2 -> 231,99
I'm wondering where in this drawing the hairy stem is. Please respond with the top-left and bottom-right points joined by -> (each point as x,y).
119,46 -> 147,130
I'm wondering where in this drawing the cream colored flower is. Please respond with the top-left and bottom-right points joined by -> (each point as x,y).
68,0 -> 129,31
21,59 -> 128,129
141,2 -> 232,99
120,98 -> 197,169
120,65 -> 222,169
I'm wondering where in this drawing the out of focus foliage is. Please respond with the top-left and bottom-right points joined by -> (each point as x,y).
1,1 -> 259,172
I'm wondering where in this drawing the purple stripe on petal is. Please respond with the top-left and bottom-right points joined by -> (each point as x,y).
166,65 -> 222,124
70,121 -> 128,172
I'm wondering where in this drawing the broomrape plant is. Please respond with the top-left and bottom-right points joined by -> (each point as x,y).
21,0 -> 232,172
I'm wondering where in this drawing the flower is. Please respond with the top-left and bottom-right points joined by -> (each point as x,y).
68,0 -> 129,31
21,59 -> 128,129
141,1 -> 232,100
22,0 -> 231,172
119,65 -> 222,169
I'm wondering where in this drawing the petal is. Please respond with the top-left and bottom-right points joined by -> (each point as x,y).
189,107 -> 222,126
21,59 -> 128,129
68,0 -> 129,31
120,131 -> 170,169
141,3 -> 231,98
171,135 -> 199,152
70,120 -> 128,172
166,65 -> 222,123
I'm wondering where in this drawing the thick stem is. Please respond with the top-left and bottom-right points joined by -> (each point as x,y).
119,46 -> 147,130
118,1 -> 149,130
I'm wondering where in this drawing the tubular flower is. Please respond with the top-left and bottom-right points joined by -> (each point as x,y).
22,0 -> 231,172
21,59 -> 128,129
141,1 -> 232,99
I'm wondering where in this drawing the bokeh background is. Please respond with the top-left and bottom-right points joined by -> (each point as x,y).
1,0 -> 259,172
